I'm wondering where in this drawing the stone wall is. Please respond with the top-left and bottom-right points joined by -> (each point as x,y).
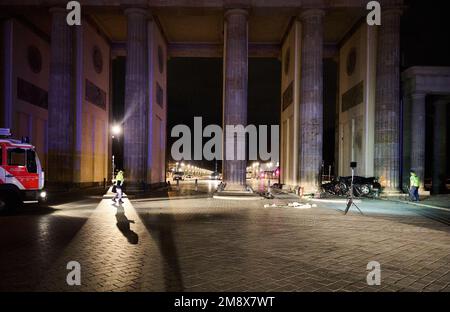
147,21 -> 167,185
280,20 -> 300,188
77,21 -> 110,184
338,22 -> 377,178
3,19 -> 50,171
1,17 -> 111,187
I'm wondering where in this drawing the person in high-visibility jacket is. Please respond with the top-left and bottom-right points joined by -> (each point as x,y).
409,170 -> 420,202
112,170 -> 125,204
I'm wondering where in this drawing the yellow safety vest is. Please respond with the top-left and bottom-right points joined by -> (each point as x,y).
115,172 -> 124,183
410,174 -> 419,187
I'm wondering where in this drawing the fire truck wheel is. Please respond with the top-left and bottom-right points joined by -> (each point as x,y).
0,196 -> 6,213
0,193 -> 19,214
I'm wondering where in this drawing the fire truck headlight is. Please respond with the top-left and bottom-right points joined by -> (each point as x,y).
40,191 -> 47,199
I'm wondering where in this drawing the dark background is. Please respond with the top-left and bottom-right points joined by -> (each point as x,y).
166,58 -> 281,171
402,0 -> 450,68
402,0 -> 450,181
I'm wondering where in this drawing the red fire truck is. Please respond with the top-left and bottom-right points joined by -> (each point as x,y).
0,128 -> 46,212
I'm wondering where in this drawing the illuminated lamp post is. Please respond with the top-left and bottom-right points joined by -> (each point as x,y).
111,124 -> 122,180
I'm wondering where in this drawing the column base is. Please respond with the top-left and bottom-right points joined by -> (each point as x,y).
222,183 -> 250,192
379,188 -> 407,200
213,192 -> 263,200
214,189 -> 262,200
432,187 -> 446,195
214,182 -> 262,200
298,184 -> 322,198
383,188 -> 402,193
123,182 -> 155,194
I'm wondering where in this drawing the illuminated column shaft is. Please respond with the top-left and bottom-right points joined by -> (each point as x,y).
432,99 -> 447,194
374,9 -> 402,192
123,8 -> 149,188
48,7 -> 74,184
410,92 -> 426,191
298,9 -> 324,193
222,9 -> 248,190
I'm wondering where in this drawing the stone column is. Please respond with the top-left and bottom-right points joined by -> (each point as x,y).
2,19 -> 13,129
222,9 -> 248,190
48,8 -> 74,185
298,9 -> 324,193
410,92 -> 426,191
374,8 -> 402,192
432,99 -> 448,194
123,8 -> 149,189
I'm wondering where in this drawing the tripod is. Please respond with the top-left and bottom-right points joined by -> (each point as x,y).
344,167 -> 363,215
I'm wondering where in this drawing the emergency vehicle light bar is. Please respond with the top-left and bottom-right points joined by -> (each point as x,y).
0,128 -> 11,137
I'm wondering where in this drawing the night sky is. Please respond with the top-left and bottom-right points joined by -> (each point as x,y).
112,0 -> 450,172
401,0 -> 450,68
166,58 -> 281,171
166,58 -> 222,171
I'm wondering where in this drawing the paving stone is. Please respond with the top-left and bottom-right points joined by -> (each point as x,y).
1,192 -> 450,292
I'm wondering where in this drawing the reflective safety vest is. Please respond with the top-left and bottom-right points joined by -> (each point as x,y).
410,174 -> 420,187
115,171 -> 124,185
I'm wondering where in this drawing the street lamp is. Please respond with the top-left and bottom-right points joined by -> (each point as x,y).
111,124 -> 122,180
111,124 -> 122,137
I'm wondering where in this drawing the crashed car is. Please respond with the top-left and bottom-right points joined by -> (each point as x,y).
322,176 -> 381,198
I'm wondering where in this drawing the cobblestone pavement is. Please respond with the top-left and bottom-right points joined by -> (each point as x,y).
0,184 -> 449,292
423,194 -> 450,209
390,194 -> 450,210
0,197 -> 101,291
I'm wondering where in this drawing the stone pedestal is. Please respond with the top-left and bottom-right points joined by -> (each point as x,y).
374,9 -> 402,192
410,92 -> 426,191
222,9 -> 248,191
48,8 -> 74,185
432,99 -> 448,194
123,8 -> 149,191
298,9 -> 324,194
